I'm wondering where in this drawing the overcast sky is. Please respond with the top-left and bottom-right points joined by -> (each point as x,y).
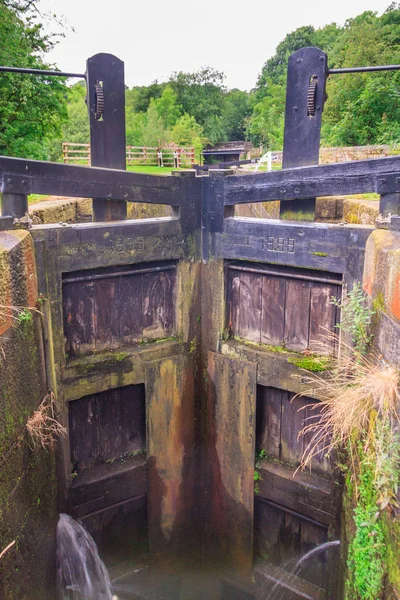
39,0 -> 392,91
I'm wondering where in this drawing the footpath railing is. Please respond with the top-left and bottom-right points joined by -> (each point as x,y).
62,142 -> 195,167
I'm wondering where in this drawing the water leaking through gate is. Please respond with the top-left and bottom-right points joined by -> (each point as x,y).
1,48 -> 400,600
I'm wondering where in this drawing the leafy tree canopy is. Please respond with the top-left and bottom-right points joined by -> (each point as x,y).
0,0 -> 67,159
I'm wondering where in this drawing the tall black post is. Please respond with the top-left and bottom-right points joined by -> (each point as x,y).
280,47 -> 328,220
86,53 -> 127,222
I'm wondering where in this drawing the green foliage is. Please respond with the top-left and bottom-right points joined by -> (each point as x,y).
221,89 -> 251,140
0,1 -> 67,159
17,308 -> 32,323
331,282 -> 374,354
346,446 -> 386,600
287,354 -> 329,372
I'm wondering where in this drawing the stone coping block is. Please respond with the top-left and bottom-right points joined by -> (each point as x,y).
364,229 -> 400,323
0,230 -> 37,335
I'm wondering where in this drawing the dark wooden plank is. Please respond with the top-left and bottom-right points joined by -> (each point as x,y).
309,283 -> 338,354
257,461 -> 336,527
254,499 -> 285,564
261,276 -> 286,346
69,458 -> 147,517
63,280 -> 96,357
69,395 -> 99,472
207,352 -> 257,577
217,219 -> 372,280
282,512 -> 302,566
0,155 -> 182,205
94,278 -> 119,351
280,393 -> 305,467
119,273 -> 143,343
227,270 -> 240,336
97,388 -> 123,463
284,280 -> 311,351
86,53 -> 127,221
142,270 -> 175,339
256,387 -> 282,458
299,520 -> 328,589
280,47 -> 328,218
304,402 -> 331,476
120,384 -> 146,456
237,272 -> 262,343
254,561 -> 326,600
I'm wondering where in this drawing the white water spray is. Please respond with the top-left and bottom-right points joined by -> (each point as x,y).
57,513 -> 118,600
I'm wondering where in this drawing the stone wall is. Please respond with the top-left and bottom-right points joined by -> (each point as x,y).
268,144 -> 399,166
0,231 -> 57,600
27,196 -> 172,225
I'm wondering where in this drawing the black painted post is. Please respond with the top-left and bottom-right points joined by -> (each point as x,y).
86,53 -> 127,222
1,192 -> 28,219
280,47 -> 328,220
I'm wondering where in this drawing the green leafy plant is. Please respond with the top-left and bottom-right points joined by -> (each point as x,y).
331,282 -> 374,355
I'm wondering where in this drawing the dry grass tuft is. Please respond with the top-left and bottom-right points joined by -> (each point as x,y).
298,347 -> 400,475
26,391 -> 66,450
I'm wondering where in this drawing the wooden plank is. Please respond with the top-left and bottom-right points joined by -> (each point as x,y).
119,273 -> 143,343
309,283 -> 338,354
63,281 -> 95,357
69,395 -> 99,472
142,270 -> 175,339
284,280 -> 311,351
94,278 -> 119,351
261,276 -> 286,346
237,272 -> 262,342
280,393 -> 305,467
97,388 -> 123,463
207,352 -> 257,577
217,219 -> 371,281
280,47 -> 328,218
256,387 -> 282,458
256,461 -> 335,527
227,270 -> 240,335
120,384 -> 146,456
0,156 -> 183,205
254,499 -> 284,564
299,520 -> 328,589
145,354 -> 195,565
304,402 -> 331,476
69,458 -> 147,517
282,511 -> 302,565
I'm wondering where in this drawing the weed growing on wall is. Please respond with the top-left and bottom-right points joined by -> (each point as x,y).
330,282 -> 374,355
297,283 -> 400,600
26,391 -> 66,450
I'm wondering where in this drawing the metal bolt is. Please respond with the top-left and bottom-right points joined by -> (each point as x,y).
381,178 -> 387,184
22,180 -> 27,186
280,189 -> 286,194
293,106 -> 298,112
319,56 -> 324,62
396,177 -> 400,184
7,178 -> 12,184
294,188 -> 300,194
317,106 -> 321,111
297,58 -> 302,64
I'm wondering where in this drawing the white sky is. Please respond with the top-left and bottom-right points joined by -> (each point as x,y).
39,0 -> 392,91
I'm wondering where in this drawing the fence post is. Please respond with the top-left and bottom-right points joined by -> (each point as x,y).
279,46 -> 328,220
86,53 -> 127,221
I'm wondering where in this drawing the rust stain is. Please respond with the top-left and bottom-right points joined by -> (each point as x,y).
390,271 -> 400,322
146,355 -> 195,564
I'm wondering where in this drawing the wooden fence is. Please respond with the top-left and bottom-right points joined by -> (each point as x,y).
62,142 -> 195,167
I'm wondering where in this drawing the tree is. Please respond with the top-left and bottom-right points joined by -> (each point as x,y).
62,82 -> 89,144
169,67 -> 226,141
171,114 -> 207,161
222,89 -> 251,140
142,99 -> 170,147
154,85 -> 182,129
0,0 -> 67,159
322,6 -> 400,146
